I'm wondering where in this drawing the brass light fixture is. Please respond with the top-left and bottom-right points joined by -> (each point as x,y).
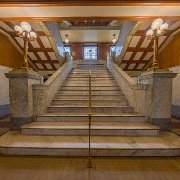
14,21 -> 37,70
146,18 -> 168,71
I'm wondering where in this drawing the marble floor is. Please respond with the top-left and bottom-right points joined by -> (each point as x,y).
0,156 -> 179,180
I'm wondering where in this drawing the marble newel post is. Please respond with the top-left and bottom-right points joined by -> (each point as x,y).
140,71 -> 177,130
5,69 -> 42,130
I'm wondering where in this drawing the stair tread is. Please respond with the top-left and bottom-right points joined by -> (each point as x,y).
37,113 -> 144,117
48,105 -> 131,108
1,131 -> 179,149
22,122 -> 159,130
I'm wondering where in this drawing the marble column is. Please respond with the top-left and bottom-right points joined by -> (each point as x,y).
5,69 -> 41,130
140,70 -> 177,130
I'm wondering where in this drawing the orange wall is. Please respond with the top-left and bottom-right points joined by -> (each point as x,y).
159,34 -> 180,68
0,34 -> 23,68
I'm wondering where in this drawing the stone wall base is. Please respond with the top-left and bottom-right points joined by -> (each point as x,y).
149,118 -> 171,131
10,116 -> 33,130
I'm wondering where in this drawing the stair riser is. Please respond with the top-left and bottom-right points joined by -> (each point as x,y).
60,87 -> 120,91
68,75 -> 113,78
36,116 -> 146,122
66,77 -> 116,82
62,84 -> 118,87
48,107 -> 88,113
58,91 -> 123,95
52,100 -> 128,106
22,129 -> 159,136
92,107 -> 133,113
55,95 -> 125,99
1,148 -> 178,156
48,107 -> 133,113
63,82 -> 118,86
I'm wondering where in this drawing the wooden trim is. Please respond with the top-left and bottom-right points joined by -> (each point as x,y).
0,16 -> 180,22
0,1 -> 180,7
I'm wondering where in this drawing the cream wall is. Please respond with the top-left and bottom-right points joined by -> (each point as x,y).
0,65 -> 11,117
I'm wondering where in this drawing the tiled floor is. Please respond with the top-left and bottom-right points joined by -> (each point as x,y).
0,156 -> 179,180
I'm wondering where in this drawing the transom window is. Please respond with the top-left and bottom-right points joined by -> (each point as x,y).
84,46 -> 98,60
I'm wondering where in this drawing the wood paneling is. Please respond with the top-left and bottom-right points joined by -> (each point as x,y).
159,34 -> 180,68
98,44 -> 110,60
71,44 -> 83,60
71,43 -> 110,60
0,34 -> 23,68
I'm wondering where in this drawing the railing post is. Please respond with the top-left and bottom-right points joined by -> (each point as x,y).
140,71 -> 177,130
87,70 -> 92,168
5,69 -> 41,130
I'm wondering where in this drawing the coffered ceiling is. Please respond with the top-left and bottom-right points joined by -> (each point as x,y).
0,21 -> 61,71
118,20 -> 180,71
0,19 -> 179,72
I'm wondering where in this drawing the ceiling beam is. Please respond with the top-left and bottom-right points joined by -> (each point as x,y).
0,1 -> 180,6
59,26 -> 122,30
115,21 -> 143,66
43,22 -> 65,65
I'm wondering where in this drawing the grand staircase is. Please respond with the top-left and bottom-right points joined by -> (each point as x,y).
0,68 -> 179,156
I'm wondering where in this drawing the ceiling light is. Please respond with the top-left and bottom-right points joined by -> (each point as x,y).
112,34 -> 117,44
65,34 -> 69,44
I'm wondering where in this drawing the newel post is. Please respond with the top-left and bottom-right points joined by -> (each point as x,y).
140,71 -> 177,130
5,69 -> 42,130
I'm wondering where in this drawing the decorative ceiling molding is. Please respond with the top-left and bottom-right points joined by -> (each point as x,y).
116,21 -> 143,66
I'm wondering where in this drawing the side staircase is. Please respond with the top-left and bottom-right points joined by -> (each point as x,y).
0,68 -> 179,156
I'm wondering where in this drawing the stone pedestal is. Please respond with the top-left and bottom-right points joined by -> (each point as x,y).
5,69 -> 41,130
140,70 -> 177,130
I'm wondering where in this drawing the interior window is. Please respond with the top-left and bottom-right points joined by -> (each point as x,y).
84,46 -> 98,60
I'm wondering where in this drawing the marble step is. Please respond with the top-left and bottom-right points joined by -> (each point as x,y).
1,131 -> 179,156
55,95 -> 126,100
36,113 -> 147,122
63,81 -> 119,87
21,122 -> 159,136
69,73 -> 111,76
48,105 -> 133,113
58,90 -> 123,95
68,75 -> 113,78
52,99 -> 128,106
66,77 -> 115,80
60,86 -> 120,91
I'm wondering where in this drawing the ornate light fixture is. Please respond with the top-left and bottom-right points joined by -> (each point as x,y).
65,34 -> 69,44
112,34 -> 117,44
146,18 -> 168,71
14,21 -> 37,70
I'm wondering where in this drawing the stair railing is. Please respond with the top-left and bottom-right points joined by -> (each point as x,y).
88,70 -> 92,168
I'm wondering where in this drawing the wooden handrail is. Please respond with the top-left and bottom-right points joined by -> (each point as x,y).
87,69 -> 92,168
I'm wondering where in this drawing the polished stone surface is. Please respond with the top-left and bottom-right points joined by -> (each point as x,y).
21,121 -> 159,136
0,131 -> 179,156
5,69 -> 42,130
